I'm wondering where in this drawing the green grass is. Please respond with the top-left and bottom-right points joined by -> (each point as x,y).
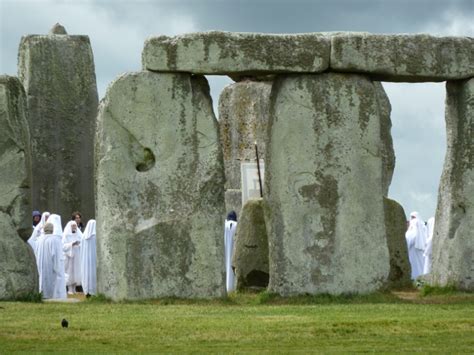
1,291 -> 473,353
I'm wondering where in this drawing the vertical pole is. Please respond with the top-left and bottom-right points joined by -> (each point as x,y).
255,141 -> 263,198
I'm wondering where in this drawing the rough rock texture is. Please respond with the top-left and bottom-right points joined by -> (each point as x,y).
49,23 -> 67,35
265,73 -> 390,296
96,71 -> 226,300
143,31 -> 330,77
218,80 -> 272,214
225,189 -> 242,218
331,33 -> 474,82
374,82 -> 395,195
0,212 -> 39,300
430,78 -> 474,291
232,199 -> 269,290
0,76 -> 38,300
0,76 -> 31,240
18,27 -> 98,222
383,198 -> 412,289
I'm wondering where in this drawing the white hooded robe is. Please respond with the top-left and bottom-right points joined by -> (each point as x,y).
81,220 -> 97,295
405,212 -> 427,279
36,228 -> 66,299
224,219 -> 237,292
62,221 -> 83,287
27,211 -> 50,259
423,217 -> 435,275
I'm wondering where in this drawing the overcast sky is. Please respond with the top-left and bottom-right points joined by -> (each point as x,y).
1,0 -> 473,221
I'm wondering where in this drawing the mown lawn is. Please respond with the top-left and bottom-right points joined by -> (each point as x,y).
0,291 -> 473,353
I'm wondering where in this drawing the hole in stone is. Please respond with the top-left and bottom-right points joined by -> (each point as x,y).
245,269 -> 269,288
136,148 -> 155,172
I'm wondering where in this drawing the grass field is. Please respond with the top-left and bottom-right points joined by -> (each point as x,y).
1,290 -> 473,353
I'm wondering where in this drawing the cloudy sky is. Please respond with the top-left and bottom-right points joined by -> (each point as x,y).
1,0 -> 473,221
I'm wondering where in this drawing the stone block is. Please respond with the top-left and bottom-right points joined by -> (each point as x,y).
143,31 -> 330,76
0,76 -> 38,300
265,73 -> 390,295
218,80 -> 272,189
232,198 -> 269,290
96,71 -> 226,300
18,26 -> 98,221
383,197 -> 412,288
331,33 -> 474,82
430,78 -> 474,290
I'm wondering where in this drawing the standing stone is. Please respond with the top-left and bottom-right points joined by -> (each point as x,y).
232,198 -> 269,290
374,82 -> 395,196
218,80 -> 272,214
383,197 -> 412,289
265,73 -> 390,296
96,71 -> 225,300
431,78 -> 474,291
0,75 -> 38,299
18,25 -> 98,222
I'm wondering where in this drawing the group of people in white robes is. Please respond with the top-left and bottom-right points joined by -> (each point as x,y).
405,211 -> 435,280
27,211 -> 97,299
224,211 -> 238,293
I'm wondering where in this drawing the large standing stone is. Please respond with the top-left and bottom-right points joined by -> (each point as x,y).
331,33 -> 474,82
431,78 -> 474,291
232,198 -> 269,290
374,82 -> 395,195
18,25 -> 98,221
383,197 -> 412,289
96,71 -> 225,300
218,80 -> 272,213
143,32 -> 330,77
0,75 -> 38,299
0,76 -> 31,239
265,73 -> 390,296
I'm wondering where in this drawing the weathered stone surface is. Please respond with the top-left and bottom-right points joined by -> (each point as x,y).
331,33 -> 474,82
218,80 -> 272,189
232,198 -> 269,290
374,82 -> 395,195
383,197 -> 412,289
0,76 -> 38,300
265,73 -> 390,296
49,23 -> 67,35
0,212 -> 38,300
0,76 -> 31,240
431,78 -> 474,291
143,31 -> 330,76
225,189 -> 242,217
18,28 -> 98,222
96,71 -> 226,300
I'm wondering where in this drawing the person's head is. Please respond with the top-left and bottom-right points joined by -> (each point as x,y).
410,211 -> 419,220
227,211 -> 237,222
71,222 -> 77,233
32,210 -> 41,224
72,211 -> 82,225
43,223 -> 54,234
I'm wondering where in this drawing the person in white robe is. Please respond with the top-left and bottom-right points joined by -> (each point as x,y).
405,211 -> 427,279
27,211 -> 50,258
62,221 -> 82,294
81,219 -> 97,296
224,211 -> 238,293
36,222 -> 67,299
423,217 -> 435,275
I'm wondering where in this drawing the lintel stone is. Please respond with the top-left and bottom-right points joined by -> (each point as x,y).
142,31 -> 330,75
331,33 -> 474,82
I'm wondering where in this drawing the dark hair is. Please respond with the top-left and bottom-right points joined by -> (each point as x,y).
71,211 -> 82,220
227,211 -> 237,222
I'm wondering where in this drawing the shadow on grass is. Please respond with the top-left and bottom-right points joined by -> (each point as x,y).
80,285 -> 473,306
